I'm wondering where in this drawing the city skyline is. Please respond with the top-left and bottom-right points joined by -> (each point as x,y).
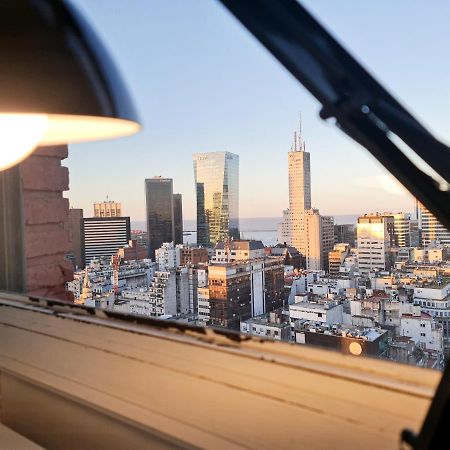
63,0 -> 440,220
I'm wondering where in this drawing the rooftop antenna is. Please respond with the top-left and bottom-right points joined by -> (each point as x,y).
299,111 -> 305,152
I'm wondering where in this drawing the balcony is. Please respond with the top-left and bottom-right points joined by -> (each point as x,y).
0,291 -> 441,449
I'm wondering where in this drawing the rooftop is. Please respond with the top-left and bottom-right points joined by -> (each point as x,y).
215,239 -> 265,251
242,313 -> 289,329
294,320 -> 387,342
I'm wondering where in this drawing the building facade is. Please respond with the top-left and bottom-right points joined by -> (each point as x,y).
193,151 -> 239,247
155,242 -> 181,271
334,224 -> 356,247
173,193 -> 183,245
357,214 -> 394,275
180,247 -> 209,266
418,202 -> 450,246
240,311 -> 291,342
145,177 -> 175,259
321,215 -> 335,271
288,131 -> 311,253
207,257 -> 284,330
82,217 -> 131,265
94,200 -> 121,218
328,243 -> 351,274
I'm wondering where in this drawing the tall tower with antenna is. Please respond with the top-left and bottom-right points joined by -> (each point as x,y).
288,114 -> 311,215
279,114 -> 312,253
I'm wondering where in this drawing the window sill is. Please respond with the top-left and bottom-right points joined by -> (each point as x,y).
0,292 -> 441,449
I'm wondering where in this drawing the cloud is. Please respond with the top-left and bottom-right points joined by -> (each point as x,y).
353,174 -> 409,196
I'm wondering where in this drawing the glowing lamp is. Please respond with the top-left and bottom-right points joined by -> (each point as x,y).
0,0 -> 140,170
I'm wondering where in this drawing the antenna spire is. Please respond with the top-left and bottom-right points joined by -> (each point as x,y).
298,111 -> 305,151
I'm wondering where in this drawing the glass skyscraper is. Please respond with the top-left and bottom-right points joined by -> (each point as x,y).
173,193 -> 183,245
145,177 -> 174,259
193,151 -> 239,246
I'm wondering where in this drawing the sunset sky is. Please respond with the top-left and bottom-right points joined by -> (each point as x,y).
67,0 -> 450,221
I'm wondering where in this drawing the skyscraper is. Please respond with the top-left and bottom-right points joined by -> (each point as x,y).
82,217 -> 131,265
277,122 -> 332,270
173,193 -> 183,245
278,126 -> 311,252
145,177 -> 174,259
418,202 -> 450,246
193,151 -> 239,246
94,200 -> 121,218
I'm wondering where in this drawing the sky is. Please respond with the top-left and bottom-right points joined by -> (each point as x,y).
67,0 -> 450,221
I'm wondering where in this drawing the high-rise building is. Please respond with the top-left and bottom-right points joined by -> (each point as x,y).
288,130 -> 311,252
277,125 -> 332,270
82,217 -> 131,265
321,215 -> 335,270
277,209 -> 292,245
334,224 -> 356,247
67,208 -> 84,269
206,256 -> 284,330
193,151 -> 239,246
94,200 -> 121,218
145,177 -> 174,259
390,212 -> 420,247
357,214 -> 394,275
173,193 -> 183,245
418,202 -> 450,246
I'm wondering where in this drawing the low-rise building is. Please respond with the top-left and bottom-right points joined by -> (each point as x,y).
328,243 -> 351,274
294,321 -> 389,357
240,311 -> 291,341
400,308 -> 443,354
211,240 -> 266,263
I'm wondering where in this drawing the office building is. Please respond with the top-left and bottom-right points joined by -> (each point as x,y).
277,209 -> 292,245
82,217 -> 131,265
321,215 -> 335,271
145,177 -> 174,259
193,151 -> 239,246
67,208 -> 84,269
357,214 -> 394,275
94,200 -> 121,218
391,212 -> 420,247
277,125 -> 331,270
206,256 -> 284,330
296,209 -> 334,271
418,202 -> 450,246
173,193 -> 183,245
288,130 -> 311,253
334,224 -> 356,247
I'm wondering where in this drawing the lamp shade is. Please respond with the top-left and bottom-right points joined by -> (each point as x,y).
0,0 -> 140,169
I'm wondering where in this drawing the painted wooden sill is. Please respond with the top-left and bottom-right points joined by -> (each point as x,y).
0,293 -> 441,450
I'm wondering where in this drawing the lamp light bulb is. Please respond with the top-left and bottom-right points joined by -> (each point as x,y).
0,114 -> 48,170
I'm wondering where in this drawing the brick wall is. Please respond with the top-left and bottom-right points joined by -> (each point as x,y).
21,145 -> 74,301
